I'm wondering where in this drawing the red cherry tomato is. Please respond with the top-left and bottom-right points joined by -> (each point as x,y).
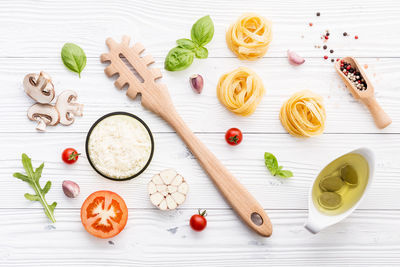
190,209 -> 207,231
62,148 -> 80,164
225,128 -> 242,146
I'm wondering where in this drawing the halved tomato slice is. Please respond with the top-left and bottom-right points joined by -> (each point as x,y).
81,191 -> 128,239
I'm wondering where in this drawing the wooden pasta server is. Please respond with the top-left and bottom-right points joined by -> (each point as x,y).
100,36 -> 272,237
335,57 -> 391,129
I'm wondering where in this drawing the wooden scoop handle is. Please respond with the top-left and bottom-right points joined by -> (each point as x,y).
163,110 -> 272,237
361,97 -> 392,129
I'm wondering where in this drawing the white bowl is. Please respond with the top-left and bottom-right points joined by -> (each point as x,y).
304,148 -> 375,234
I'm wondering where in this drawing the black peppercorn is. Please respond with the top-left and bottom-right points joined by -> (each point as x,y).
330,49 -> 334,53
316,12 -> 320,16
343,32 -> 348,36
326,32 -> 330,36
323,45 -> 327,49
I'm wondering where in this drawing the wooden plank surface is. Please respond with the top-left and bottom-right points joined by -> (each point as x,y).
0,0 -> 399,266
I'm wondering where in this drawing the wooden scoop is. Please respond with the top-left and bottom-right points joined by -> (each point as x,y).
100,36 -> 272,237
334,57 -> 391,129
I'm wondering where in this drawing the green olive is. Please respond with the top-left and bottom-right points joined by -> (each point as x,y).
318,192 -> 342,209
340,164 -> 358,186
319,175 -> 344,192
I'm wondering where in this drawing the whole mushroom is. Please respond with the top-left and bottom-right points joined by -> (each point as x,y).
55,90 -> 84,126
23,71 -> 55,103
27,103 -> 60,131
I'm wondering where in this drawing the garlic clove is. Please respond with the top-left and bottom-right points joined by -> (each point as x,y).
167,185 -> 178,193
178,183 -> 189,194
150,192 -> 163,205
189,74 -> 204,94
160,169 -> 176,184
159,199 -> 168,210
62,180 -> 80,198
152,174 -> 163,185
171,192 -> 186,205
166,195 -> 177,209
148,182 -> 157,194
287,50 -> 305,65
171,175 -> 183,186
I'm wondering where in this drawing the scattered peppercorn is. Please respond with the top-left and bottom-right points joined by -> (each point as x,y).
330,49 -> 334,53
316,12 -> 320,16
309,22 -> 313,26
355,35 -> 359,39
343,32 -> 348,36
323,45 -> 327,49
336,58 -> 340,62
324,55 -> 328,60
326,32 -> 330,36
324,35 -> 329,40
331,59 -> 334,62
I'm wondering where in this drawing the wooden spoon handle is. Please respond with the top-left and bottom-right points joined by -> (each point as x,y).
163,110 -> 272,237
361,97 -> 392,129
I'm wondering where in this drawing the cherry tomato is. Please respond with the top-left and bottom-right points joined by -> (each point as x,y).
62,148 -> 80,164
225,128 -> 242,146
190,209 -> 207,231
81,190 -> 128,239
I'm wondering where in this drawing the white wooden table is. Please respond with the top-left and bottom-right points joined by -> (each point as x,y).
1,0 -> 399,266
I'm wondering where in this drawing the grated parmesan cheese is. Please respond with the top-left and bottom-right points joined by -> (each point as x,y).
88,114 -> 152,179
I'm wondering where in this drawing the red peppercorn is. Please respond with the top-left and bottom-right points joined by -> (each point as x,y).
324,35 -> 329,40
309,22 -> 313,26
324,55 -> 328,60
336,58 -> 340,62
346,65 -> 351,70
355,35 -> 358,39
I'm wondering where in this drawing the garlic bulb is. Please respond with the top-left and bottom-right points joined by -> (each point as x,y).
148,169 -> 189,210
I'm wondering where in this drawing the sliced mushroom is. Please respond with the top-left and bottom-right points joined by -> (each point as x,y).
55,90 -> 84,126
23,71 -> 55,103
27,103 -> 60,131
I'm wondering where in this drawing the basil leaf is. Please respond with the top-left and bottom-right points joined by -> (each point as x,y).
61,43 -> 87,78
191,15 -> 214,46
164,47 -> 194,71
276,170 -> 293,178
264,152 -> 293,178
177,38 -> 197,51
195,46 -> 208,59
264,152 -> 278,174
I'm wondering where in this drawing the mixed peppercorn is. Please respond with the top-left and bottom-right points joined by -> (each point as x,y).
339,60 -> 367,91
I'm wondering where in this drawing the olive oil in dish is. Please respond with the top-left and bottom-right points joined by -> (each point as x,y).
312,153 -> 369,215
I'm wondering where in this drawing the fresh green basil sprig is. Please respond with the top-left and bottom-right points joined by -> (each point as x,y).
264,152 -> 293,178
61,43 -> 87,78
165,15 -> 214,71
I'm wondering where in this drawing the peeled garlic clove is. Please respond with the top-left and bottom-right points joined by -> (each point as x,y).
287,50 -> 305,65
148,169 -> 189,210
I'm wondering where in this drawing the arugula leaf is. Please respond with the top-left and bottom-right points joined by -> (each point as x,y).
61,43 -> 87,78
13,154 -> 57,223
264,152 -> 293,178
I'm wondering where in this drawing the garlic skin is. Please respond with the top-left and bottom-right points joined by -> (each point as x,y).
62,180 -> 80,198
189,74 -> 203,94
287,50 -> 305,65
148,169 -> 189,210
